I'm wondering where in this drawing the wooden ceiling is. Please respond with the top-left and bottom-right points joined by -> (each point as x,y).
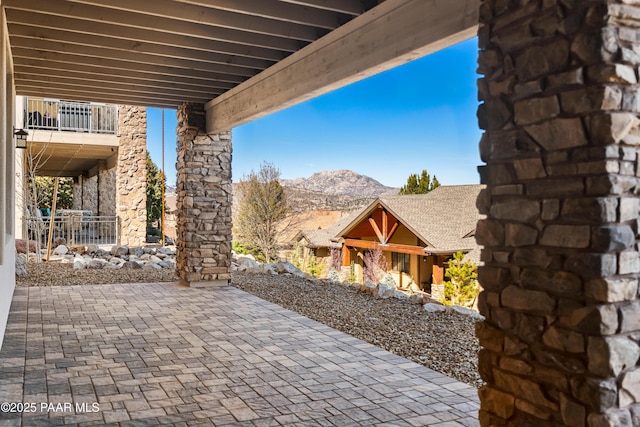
5,0 -> 383,109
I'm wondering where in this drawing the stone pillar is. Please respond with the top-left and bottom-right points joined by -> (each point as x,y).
117,105 -> 147,247
476,1 -> 640,425
175,103 -> 232,287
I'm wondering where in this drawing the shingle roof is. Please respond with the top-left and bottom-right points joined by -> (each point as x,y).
336,185 -> 484,256
297,210 -> 361,249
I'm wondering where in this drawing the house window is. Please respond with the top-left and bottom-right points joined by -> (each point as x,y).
391,252 -> 410,274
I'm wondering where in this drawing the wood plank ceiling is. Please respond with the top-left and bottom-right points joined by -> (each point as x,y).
5,0 -> 384,109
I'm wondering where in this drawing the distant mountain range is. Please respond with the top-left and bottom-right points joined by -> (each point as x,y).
281,169 -> 398,197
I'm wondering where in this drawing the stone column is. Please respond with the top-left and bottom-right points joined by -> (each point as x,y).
117,105 -> 147,247
476,1 -> 640,425
175,103 -> 232,287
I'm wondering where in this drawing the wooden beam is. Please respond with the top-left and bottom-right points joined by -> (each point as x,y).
382,209 -> 388,243
387,221 -> 399,242
4,1 -> 302,52
11,48 -> 252,83
342,245 -> 350,267
278,0 -> 365,15
343,238 -> 426,256
64,0 -> 321,41
15,67 -> 232,95
7,10 -> 288,60
11,37 -> 261,76
172,0 -> 342,29
206,0 -> 478,132
368,217 -> 384,243
9,24 -> 275,70
14,58 -> 242,88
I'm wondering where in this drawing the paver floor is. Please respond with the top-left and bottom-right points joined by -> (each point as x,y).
0,283 -> 479,426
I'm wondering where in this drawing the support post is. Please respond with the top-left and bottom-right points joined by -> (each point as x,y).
476,1 -> 640,425
117,105 -> 147,247
175,103 -> 232,287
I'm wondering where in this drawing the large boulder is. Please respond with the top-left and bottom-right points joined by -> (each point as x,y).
157,247 -> 175,256
274,262 -> 302,275
52,237 -> 67,247
87,259 -> 107,269
110,245 -> 129,257
53,245 -> 69,256
122,261 -> 142,269
375,282 -> 395,299
450,305 -> 484,320
236,254 -> 259,269
15,254 -> 27,277
423,303 -> 447,313
394,290 -> 409,300
15,239 -> 38,254
359,281 -> 377,295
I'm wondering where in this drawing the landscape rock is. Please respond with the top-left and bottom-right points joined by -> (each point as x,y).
53,245 -> 69,256
87,259 -> 106,269
15,239 -> 37,254
111,245 -> 129,256
52,237 -> 67,247
122,261 -> 142,269
394,290 -> 410,300
409,293 -> 424,304
15,254 -> 27,277
236,255 -> 259,269
424,303 -> 447,313
157,247 -> 175,255
376,282 -> 395,299
450,305 -> 484,320
274,262 -> 301,275
360,281 -> 377,295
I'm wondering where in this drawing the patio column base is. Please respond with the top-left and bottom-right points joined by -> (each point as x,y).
181,279 -> 231,288
175,103 -> 233,288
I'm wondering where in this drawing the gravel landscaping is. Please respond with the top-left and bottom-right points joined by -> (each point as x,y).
16,263 -> 482,387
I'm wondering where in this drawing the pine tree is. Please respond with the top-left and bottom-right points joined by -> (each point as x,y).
146,151 -> 167,235
399,169 -> 441,194
442,251 -> 479,307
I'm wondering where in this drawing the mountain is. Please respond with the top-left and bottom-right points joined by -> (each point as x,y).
281,169 -> 398,197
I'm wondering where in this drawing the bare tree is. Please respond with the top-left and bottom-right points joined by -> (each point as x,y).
20,140 -> 54,261
234,162 -> 291,262
364,247 -> 388,284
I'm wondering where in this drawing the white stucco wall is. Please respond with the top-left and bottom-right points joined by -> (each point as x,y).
0,5 -> 17,350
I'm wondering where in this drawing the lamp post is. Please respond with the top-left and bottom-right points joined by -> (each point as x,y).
14,128 -> 28,149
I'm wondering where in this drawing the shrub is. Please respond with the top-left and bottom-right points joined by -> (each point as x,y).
363,247 -> 388,284
441,251 -> 479,308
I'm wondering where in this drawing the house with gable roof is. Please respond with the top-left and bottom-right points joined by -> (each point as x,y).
296,185 -> 484,291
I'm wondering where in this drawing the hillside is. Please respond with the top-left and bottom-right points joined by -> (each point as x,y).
281,169 -> 398,197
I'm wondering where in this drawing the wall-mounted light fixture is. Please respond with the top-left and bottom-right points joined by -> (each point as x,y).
14,128 -> 28,149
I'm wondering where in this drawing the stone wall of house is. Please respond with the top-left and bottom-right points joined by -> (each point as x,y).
72,176 -> 97,212
71,160 -> 116,215
117,106 -> 147,247
175,103 -> 232,287
99,166 -> 116,216
475,0 -> 640,425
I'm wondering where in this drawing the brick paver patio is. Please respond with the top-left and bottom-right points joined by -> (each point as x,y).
0,283 -> 479,426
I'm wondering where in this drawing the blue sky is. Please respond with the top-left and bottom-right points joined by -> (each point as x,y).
147,37 -> 480,188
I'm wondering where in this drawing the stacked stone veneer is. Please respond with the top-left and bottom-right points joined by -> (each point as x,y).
175,103 -> 232,287
72,160 -> 116,216
117,106 -> 147,247
475,1 -> 640,425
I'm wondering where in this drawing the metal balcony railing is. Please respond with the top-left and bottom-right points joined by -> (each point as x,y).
24,98 -> 118,134
26,213 -> 119,247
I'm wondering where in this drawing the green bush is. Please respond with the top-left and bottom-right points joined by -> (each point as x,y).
441,251 -> 479,308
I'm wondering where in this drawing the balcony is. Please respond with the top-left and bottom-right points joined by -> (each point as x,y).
24,97 -> 118,134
